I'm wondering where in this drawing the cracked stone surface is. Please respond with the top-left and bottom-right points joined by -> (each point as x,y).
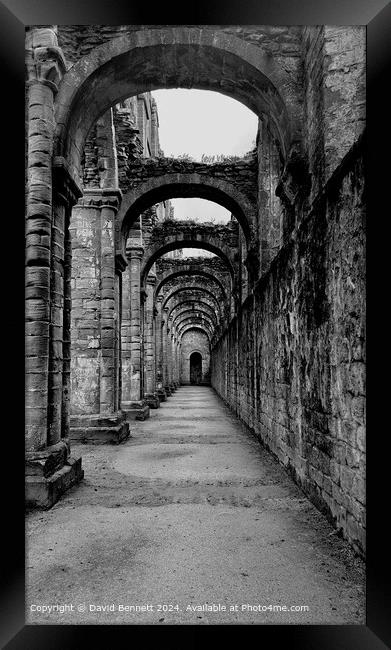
26,386 -> 365,625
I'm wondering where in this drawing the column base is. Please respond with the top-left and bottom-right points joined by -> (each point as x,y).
25,440 -> 84,510
157,388 -> 167,402
69,411 -> 130,444
144,393 -> 160,409
170,382 -> 177,393
164,385 -> 172,396
122,400 -> 150,421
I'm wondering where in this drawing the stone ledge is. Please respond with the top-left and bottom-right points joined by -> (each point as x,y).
25,455 -> 84,510
70,422 -> 130,444
26,439 -> 70,478
70,412 -> 127,428
122,401 -> 150,421
70,411 -> 130,444
145,393 -> 160,409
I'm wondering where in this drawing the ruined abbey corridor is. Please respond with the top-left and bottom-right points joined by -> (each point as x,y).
25,25 -> 366,624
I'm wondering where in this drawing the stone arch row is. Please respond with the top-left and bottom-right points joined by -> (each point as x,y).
144,259 -> 232,402
25,24 -> 295,507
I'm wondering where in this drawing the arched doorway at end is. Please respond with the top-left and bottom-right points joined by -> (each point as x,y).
190,352 -> 203,385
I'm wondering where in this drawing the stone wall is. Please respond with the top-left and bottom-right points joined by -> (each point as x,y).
301,26 -> 365,203
122,156 -> 258,203
211,137 -> 365,556
180,330 -> 210,384
257,120 -> 284,272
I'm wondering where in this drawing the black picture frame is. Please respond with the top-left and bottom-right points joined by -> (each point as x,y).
1,0 -> 389,647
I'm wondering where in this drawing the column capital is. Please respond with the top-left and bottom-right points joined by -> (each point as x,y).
80,187 -> 122,212
115,253 -> 127,274
276,149 -> 311,208
53,156 -> 83,206
126,245 -> 144,261
244,245 -> 260,279
26,29 -> 67,92
146,274 -> 157,287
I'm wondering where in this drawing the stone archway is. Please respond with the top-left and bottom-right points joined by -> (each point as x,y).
140,222 -> 237,290
54,26 -> 296,184
155,267 -> 229,307
190,352 -> 203,385
117,170 -> 257,247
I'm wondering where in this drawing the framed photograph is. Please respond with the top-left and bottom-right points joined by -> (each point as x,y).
1,0 -> 389,647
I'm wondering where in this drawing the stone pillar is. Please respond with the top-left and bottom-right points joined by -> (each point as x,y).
245,245 -> 260,289
99,192 -> 119,413
177,337 -> 181,385
258,120 -> 279,273
25,27 -> 84,508
121,263 -> 132,405
69,189 -> 129,444
121,245 -> 150,420
52,160 -> 83,444
162,307 -> 171,396
154,296 -> 167,402
144,275 -> 160,408
167,320 -> 176,393
172,328 -> 179,387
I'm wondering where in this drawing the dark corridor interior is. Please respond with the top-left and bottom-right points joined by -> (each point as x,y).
190,352 -> 202,384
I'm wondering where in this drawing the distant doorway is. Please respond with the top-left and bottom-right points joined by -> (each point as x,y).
190,352 -> 202,384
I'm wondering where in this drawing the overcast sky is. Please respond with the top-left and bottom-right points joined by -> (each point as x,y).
151,89 -> 258,160
151,89 -> 257,255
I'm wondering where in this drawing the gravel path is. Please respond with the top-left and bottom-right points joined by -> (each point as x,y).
26,386 -> 365,625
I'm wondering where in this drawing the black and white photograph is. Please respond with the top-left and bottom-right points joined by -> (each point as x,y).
1,2 -> 390,645
23,22 -> 367,626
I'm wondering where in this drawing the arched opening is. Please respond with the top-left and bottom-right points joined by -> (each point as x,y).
55,27 -> 294,179
190,352 -> 203,385
117,175 -> 256,248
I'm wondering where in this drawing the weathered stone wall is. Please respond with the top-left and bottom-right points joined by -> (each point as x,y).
180,330 -> 210,384
57,25 -> 302,75
147,220 -> 239,252
211,138 -> 365,556
257,120 -> 284,272
301,26 -> 326,202
121,156 -> 258,204
113,103 -> 143,188
301,26 -> 365,203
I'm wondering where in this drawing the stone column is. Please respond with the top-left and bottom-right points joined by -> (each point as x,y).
162,307 -> 171,396
245,245 -> 260,289
99,192 -> 120,413
25,27 -> 84,508
154,296 -> 167,402
69,189 -> 129,444
144,275 -> 160,408
121,245 -> 150,420
176,335 -> 181,386
52,160 -> 83,444
177,338 -> 181,385
257,119 -> 287,274
167,319 -> 176,393
171,328 -> 176,388
121,263 -> 132,405
167,320 -> 172,391
173,328 -> 179,388
175,327 -> 180,387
